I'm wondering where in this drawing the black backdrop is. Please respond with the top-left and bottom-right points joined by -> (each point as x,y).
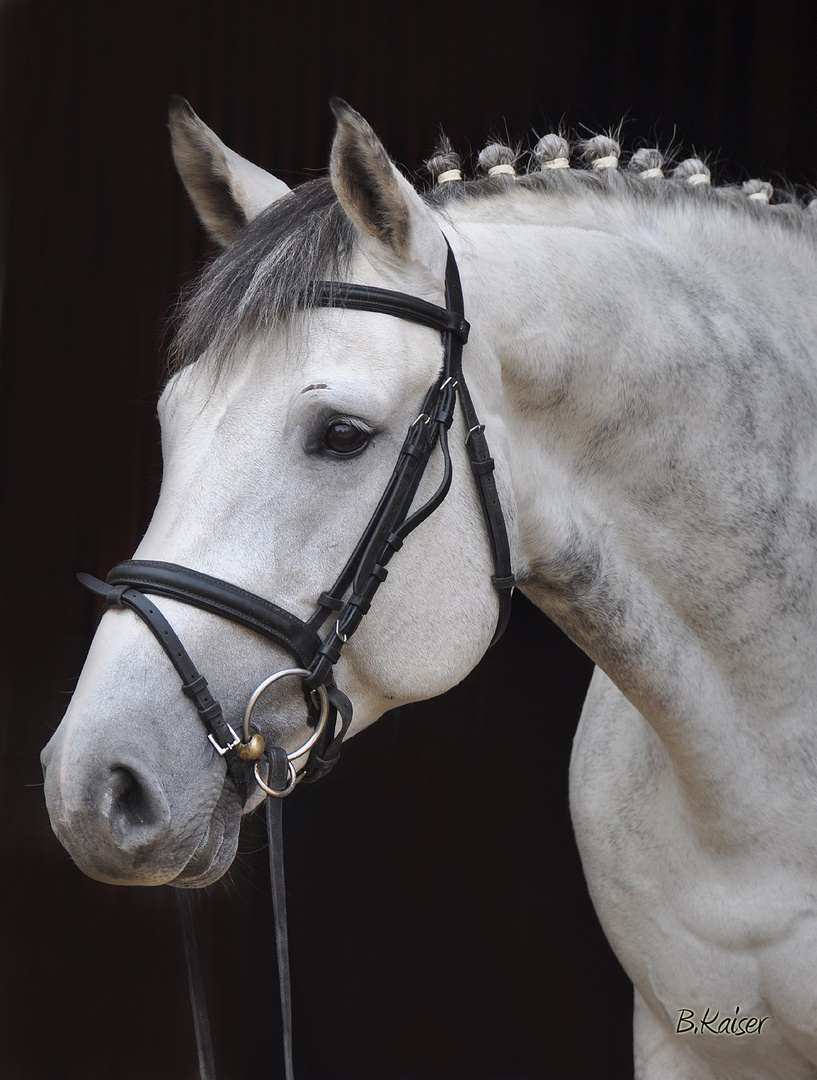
3,2 -> 817,1078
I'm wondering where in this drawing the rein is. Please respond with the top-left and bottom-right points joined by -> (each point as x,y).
78,238 -> 514,1079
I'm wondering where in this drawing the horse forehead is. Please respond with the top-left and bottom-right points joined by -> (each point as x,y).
165,307 -> 443,412
303,304 -> 446,375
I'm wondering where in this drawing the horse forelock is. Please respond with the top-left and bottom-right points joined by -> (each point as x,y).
168,179 -> 356,376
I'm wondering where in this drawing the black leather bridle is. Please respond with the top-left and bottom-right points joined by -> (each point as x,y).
78,237 -> 514,1079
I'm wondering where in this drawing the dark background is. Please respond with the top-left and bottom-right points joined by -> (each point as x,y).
2,1 -> 817,1077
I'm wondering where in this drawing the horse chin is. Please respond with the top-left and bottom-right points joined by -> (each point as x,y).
171,783 -> 243,888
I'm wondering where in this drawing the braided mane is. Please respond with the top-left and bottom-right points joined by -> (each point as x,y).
425,129 -> 814,224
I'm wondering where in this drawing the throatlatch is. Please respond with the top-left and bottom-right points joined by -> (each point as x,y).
78,237 -> 514,1080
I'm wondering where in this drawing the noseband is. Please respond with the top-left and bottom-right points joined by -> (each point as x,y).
80,239 -> 514,800
78,238 -> 514,1080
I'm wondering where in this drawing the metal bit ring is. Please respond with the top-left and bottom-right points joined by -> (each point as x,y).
243,667 -> 330,797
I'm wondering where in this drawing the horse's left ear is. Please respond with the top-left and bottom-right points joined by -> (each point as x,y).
329,99 -> 444,270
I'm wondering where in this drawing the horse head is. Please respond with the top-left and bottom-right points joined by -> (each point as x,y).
41,100 -> 513,887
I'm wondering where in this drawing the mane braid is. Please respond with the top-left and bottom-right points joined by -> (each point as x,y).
425,157 -> 817,240
169,179 -> 356,375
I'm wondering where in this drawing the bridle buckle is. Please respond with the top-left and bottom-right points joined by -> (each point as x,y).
207,725 -> 241,756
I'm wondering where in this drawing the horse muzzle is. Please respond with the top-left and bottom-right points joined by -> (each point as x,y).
41,725 -> 241,886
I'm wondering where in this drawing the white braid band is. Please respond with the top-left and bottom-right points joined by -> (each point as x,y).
747,191 -> 770,203
687,173 -> 711,186
591,156 -> 619,171
488,163 -> 516,177
639,167 -> 663,179
437,169 -> 462,184
544,157 -> 570,170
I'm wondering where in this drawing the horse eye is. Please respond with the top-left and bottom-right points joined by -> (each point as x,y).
322,419 -> 370,457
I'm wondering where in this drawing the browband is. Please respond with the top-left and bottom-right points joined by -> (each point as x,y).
305,282 -> 470,342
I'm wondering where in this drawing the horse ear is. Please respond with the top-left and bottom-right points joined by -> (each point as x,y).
168,97 -> 290,247
329,98 -> 442,267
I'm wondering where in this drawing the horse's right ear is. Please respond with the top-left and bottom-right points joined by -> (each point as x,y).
168,97 -> 290,247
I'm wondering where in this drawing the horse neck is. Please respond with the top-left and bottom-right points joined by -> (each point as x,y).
447,189 -> 817,767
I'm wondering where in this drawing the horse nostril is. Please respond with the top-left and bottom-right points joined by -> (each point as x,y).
105,765 -> 172,852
